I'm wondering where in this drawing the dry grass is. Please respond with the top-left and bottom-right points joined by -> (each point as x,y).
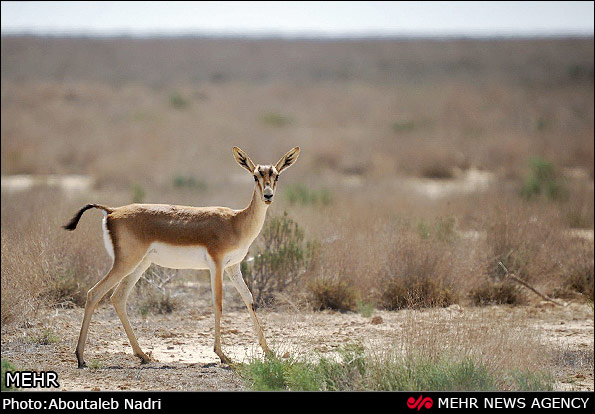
1,190 -> 109,324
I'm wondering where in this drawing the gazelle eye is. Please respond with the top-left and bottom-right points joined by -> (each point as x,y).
254,175 -> 258,182
275,174 -> 279,182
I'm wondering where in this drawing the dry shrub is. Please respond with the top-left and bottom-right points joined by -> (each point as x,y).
392,307 -> 555,386
469,280 -> 526,306
556,239 -> 594,301
483,201 -> 566,286
1,225 -> 47,325
307,276 -> 357,312
377,233 -> 458,310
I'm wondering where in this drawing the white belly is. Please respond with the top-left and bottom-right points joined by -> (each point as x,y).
146,242 -> 249,270
223,247 -> 250,267
147,242 -> 212,270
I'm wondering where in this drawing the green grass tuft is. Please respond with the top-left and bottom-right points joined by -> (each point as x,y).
1,360 -> 19,391
237,344 -> 555,391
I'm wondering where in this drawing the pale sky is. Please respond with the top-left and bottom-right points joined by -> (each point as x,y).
1,1 -> 593,37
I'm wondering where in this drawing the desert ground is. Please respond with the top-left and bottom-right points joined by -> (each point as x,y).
1,280 -> 593,391
1,35 -> 593,391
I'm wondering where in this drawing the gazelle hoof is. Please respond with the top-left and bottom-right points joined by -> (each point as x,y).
137,351 -> 154,364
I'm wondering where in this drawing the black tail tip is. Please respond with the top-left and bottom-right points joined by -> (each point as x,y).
62,223 -> 77,231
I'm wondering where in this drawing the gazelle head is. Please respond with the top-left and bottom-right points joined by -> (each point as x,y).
233,146 -> 300,205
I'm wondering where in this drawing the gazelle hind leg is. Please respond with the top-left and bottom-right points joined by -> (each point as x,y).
110,257 -> 152,364
225,263 -> 271,356
75,258 -> 144,368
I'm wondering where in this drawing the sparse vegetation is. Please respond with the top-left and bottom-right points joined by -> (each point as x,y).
0,35 -> 593,391
238,343 -> 555,391
28,328 -> 60,345
169,91 -> 190,109
241,212 -> 319,307
391,120 -> 416,133
520,157 -> 567,201
136,266 -> 179,316
173,175 -> 207,191
261,112 -> 292,127
1,360 -> 19,391
131,183 -> 146,203
284,183 -> 332,206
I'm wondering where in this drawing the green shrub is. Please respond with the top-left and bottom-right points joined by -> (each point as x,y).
391,120 -> 416,133
169,91 -> 189,109
241,212 -> 319,307
520,157 -> 567,201
261,112 -> 292,127
131,183 -> 146,203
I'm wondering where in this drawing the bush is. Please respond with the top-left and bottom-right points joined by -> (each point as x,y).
560,242 -> 594,301
470,279 -> 525,306
381,275 -> 456,310
138,291 -> 178,317
169,91 -> 190,109
484,204 -> 564,285
307,276 -> 357,312
378,238 -> 457,310
241,212 -> 319,307
136,265 -> 179,316
520,157 -> 567,201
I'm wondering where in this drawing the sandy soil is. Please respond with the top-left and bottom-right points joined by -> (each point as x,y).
1,280 -> 593,391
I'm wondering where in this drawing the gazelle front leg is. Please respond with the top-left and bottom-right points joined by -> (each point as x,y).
225,263 -> 272,357
210,260 -> 232,364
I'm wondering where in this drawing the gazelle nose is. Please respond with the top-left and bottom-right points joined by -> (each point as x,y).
264,194 -> 273,200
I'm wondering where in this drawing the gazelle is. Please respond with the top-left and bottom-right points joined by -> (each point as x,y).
63,146 -> 300,367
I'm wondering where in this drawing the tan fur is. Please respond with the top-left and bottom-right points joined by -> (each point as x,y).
70,146 -> 299,367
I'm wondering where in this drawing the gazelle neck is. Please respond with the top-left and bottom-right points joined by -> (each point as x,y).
237,185 -> 269,240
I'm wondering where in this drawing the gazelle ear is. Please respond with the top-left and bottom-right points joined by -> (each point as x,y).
275,147 -> 300,174
233,147 -> 256,173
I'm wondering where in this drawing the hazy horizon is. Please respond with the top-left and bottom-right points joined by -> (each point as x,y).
2,1 -> 593,38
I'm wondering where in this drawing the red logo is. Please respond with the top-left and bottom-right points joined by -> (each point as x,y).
407,395 -> 433,410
